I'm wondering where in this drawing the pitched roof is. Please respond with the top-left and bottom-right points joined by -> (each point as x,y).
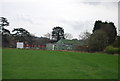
56,39 -> 86,46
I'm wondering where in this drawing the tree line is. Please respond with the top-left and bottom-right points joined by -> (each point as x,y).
0,17 -> 119,53
0,17 -> 50,48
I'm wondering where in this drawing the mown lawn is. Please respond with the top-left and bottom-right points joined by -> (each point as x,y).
2,48 -> 118,79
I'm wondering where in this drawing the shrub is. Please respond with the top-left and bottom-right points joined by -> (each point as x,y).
105,46 -> 120,54
88,30 -> 108,52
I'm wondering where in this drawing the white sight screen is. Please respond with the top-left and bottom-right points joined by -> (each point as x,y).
17,42 -> 24,48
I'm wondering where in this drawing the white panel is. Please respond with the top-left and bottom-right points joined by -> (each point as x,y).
17,42 -> 24,48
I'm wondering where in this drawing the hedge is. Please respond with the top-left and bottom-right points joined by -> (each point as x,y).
105,46 -> 120,54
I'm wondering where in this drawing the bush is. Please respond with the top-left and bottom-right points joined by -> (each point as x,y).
105,46 -> 120,54
88,30 -> 108,52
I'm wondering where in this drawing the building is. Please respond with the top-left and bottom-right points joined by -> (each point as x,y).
46,39 -> 87,51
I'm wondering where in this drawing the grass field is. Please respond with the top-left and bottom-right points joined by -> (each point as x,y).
2,48 -> 118,79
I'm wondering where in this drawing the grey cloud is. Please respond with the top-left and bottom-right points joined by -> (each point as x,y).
74,0 -> 119,2
1,0 -> 118,38
70,21 -> 93,32
21,17 -> 33,24
82,2 -> 101,5
15,14 -> 33,23
15,14 -> 45,25
60,19 -> 93,32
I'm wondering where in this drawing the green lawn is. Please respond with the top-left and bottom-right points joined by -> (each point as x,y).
2,48 -> 118,79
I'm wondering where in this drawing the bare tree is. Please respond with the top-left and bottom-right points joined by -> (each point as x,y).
78,31 -> 91,40
64,33 -> 73,40
44,32 -> 52,39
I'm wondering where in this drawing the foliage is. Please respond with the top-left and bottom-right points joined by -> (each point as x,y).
3,48 -> 118,79
78,31 -> 91,47
112,36 -> 120,48
88,30 -> 108,52
78,31 -> 91,41
92,20 -> 117,45
12,28 -> 31,37
32,37 -> 50,45
105,46 -> 120,54
12,28 -> 33,44
0,17 -> 11,47
0,17 -> 9,29
92,20 -> 102,33
52,26 -> 65,42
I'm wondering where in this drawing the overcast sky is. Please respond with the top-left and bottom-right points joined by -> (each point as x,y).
0,0 -> 119,39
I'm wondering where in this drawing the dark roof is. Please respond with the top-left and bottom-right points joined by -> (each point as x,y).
56,39 -> 86,46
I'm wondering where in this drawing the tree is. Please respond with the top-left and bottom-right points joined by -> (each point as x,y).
93,20 -> 117,45
44,32 -> 52,39
78,31 -> 91,40
64,33 -> 73,40
112,36 -> 120,48
0,17 -> 10,35
32,37 -> 50,46
0,17 -> 9,29
0,17 -> 10,47
52,26 -> 65,41
88,30 -> 108,51
92,20 -> 102,33
2,29 -> 11,47
12,28 -> 33,44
